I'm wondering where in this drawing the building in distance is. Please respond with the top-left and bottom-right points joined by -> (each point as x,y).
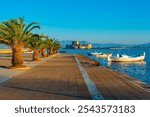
66,41 -> 92,49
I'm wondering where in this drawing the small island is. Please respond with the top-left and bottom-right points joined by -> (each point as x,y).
66,41 -> 92,49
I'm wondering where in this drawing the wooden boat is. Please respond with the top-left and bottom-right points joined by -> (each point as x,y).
88,52 -> 102,56
108,52 -> 145,62
96,53 -> 112,58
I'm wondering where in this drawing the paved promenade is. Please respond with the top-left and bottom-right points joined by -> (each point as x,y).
0,54 -> 150,100
0,54 -> 90,99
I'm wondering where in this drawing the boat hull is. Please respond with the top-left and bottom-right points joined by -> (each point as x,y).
108,56 -> 145,62
96,53 -> 112,58
88,52 -> 102,56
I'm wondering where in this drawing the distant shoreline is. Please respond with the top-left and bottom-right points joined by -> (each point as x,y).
62,46 -> 150,50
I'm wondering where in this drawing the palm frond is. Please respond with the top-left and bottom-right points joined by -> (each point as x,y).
0,18 -> 40,46
23,22 -> 39,34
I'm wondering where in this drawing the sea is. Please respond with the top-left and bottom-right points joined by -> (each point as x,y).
59,48 -> 150,84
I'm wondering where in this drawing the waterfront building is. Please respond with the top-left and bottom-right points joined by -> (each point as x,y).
72,41 -> 79,46
66,41 -> 92,49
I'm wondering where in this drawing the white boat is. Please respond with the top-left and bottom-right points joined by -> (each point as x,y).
88,52 -> 102,56
108,52 -> 145,62
96,53 -> 112,58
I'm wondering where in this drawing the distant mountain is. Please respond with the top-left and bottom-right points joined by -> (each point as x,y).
79,40 -> 90,44
60,40 -> 150,48
60,40 -> 128,48
134,43 -> 150,48
60,40 -> 72,48
91,43 -> 127,48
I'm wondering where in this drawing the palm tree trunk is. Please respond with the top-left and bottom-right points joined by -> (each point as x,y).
33,50 -> 39,61
49,48 -> 53,55
53,50 -> 57,54
41,49 -> 47,57
12,44 -> 24,67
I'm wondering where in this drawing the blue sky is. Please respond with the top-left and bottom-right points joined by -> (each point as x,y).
0,0 -> 150,44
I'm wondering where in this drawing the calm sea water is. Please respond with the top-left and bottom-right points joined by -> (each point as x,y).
59,48 -> 150,84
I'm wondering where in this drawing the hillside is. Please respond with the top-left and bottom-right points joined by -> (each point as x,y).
60,40 -> 128,48
60,40 -> 150,48
134,43 -> 150,48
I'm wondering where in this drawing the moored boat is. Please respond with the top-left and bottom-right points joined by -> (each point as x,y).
96,53 -> 112,58
88,52 -> 102,56
107,52 -> 145,62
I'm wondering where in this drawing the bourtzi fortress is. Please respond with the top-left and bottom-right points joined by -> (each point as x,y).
66,41 -> 92,49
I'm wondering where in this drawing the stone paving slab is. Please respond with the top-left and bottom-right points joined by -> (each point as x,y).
0,54 -> 91,100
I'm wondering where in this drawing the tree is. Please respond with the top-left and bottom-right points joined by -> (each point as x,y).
46,38 -> 58,56
40,34 -> 48,57
53,41 -> 61,54
26,34 -> 43,61
0,18 -> 40,68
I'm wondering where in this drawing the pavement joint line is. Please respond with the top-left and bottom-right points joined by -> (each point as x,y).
74,54 -> 104,100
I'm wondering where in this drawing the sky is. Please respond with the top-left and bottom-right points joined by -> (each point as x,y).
0,0 -> 150,44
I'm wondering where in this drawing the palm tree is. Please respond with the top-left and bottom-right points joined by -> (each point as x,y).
45,37 -> 53,56
46,38 -> 58,56
53,41 -> 61,54
0,18 -> 40,68
26,34 -> 43,61
41,40 -> 48,57
39,34 -> 48,58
